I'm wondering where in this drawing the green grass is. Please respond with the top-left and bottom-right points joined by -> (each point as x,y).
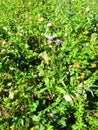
0,0 -> 98,130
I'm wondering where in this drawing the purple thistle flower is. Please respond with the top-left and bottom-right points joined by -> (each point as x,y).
96,23 -> 98,27
48,36 -> 54,41
56,39 -> 61,44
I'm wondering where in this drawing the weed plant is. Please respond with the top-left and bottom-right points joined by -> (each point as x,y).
0,0 -> 98,130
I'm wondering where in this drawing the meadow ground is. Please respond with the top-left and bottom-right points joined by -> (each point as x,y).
0,0 -> 98,130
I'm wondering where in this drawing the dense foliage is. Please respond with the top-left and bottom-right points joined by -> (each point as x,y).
0,0 -> 98,130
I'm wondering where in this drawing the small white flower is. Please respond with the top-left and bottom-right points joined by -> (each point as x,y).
9,91 -> 14,99
41,33 -> 45,36
86,6 -> 90,12
7,82 -> 12,86
64,95 -> 72,102
47,23 -> 52,27
33,115 -> 39,122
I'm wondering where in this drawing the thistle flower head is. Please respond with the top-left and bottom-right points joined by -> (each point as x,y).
56,39 -> 61,44
48,36 -> 54,41
96,23 -> 98,27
